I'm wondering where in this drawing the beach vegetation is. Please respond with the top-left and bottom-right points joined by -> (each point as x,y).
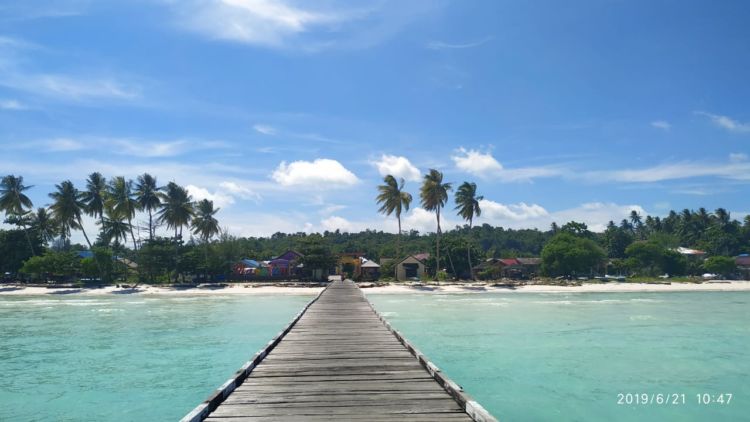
420,169 -> 452,277
541,233 -> 606,277
703,256 -> 737,277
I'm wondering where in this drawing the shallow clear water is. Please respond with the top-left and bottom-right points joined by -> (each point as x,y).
368,291 -> 750,422
0,293 -> 313,421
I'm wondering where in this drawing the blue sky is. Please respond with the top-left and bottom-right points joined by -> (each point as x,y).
1,0 -> 749,240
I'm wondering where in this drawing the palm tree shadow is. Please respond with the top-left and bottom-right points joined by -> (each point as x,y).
49,289 -> 83,295
111,288 -> 143,294
461,286 -> 487,291
0,287 -> 23,292
410,285 -> 438,291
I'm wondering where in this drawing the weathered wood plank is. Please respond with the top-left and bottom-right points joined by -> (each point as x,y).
185,280 -> 494,422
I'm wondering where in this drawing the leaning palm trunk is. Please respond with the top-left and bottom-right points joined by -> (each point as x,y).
126,218 -> 140,286
435,208 -> 441,281
467,220 -> 474,281
20,222 -> 36,257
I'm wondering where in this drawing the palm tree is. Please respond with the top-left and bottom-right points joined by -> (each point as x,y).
101,205 -> 130,247
191,199 -> 220,280
0,175 -> 36,255
420,169 -> 452,278
455,182 -> 482,280
375,175 -> 413,258
49,180 -> 103,278
135,173 -> 161,241
31,207 -> 58,246
81,172 -> 107,243
157,182 -> 194,281
157,182 -> 194,239
108,176 -> 140,252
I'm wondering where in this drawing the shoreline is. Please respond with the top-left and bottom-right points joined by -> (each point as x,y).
2,280 -> 750,296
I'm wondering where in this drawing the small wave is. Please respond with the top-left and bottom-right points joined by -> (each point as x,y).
629,315 -> 654,321
380,311 -> 398,317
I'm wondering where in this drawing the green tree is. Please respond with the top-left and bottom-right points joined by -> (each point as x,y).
375,175 -> 413,258
298,234 -> 337,281
48,180 -> 103,280
703,256 -> 736,277
135,173 -> 161,241
108,176 -> 140,252
0,175 -> 36,256
191,199 -> 220,279
30,207 -> 58,246
157,182 -> 194,282
420,169 -> 452,277
541,233 -> 605,277
82,172 -> 107,243
625,241 -> 664,276
454,181 -> 482,280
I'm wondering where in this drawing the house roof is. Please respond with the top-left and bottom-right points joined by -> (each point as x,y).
396,254 -> 429,266
517,257 -> 542,265
361,260 -> 380,268
676,247 -> 706,255
736,256 -> 750,266
499,258 -> 521,266
239,259 -> 260,268
76,250 -> 94,259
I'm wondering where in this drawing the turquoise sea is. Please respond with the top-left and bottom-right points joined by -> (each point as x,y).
1,291 -> 748,421
368,291 -> 750,422
0,293 -> 314,421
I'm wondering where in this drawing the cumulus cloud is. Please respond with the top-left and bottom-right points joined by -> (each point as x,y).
372,154 -> 421,181
479,200 -> 549,221
219,181 -> 261,201
451,147 -> 564,182
320,215 -> 354,232
186,184 -> 235,208
651,120 -> 671,131
271,158 -> 359,187
696,111 -> 750,133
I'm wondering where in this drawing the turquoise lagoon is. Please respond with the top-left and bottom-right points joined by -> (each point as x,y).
0,293 -> 314,421
1,290 -> 748,421
368,291 -> 750,421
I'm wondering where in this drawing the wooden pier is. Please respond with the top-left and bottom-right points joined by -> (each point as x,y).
182,280 -> 497,422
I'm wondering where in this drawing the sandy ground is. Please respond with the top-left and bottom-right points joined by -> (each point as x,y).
2,280 -> 750,296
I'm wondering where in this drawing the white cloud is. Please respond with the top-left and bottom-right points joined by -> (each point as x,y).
729,152 -> 748,163
589,160 -> 750,183
219,181 -> 261,201
427,37 -> 492,50
402,207 -> 456,233
271,158 -> 359,187
0,99 -> 27,110
373,154 -> 421,181
186,184 -> 235,208
320,215 -> 353,232
475,201 -> 646,232
696,111 -> 750,133
46,138 -> 84,151
166,0 -> 439,52
253,124 -> 277,135
651,120 -> 671,131
479,200 -> 549,221
451,147 -> 564,182
0,73 -> 141,102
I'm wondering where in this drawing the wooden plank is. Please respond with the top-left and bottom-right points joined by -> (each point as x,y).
185,280 -> 494,422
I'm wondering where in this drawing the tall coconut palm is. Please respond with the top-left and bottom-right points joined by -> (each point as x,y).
49,180 -> 103,278
31,207 -> 58,246
191,199 -> 220,280
375,175 -> 413,258
157,182 -> 194,239
454,182 -> 482,280
82,172 -> 107,243
135,173 -> 161,241
108,176 -> 140,252
420,169 -> 452,278
101,205 -> 130,247
157,182 -> 194,281
0,174 -> 36,255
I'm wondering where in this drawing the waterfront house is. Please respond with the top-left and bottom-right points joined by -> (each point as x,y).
395,254 -> 429,281
736,254 -> 750,280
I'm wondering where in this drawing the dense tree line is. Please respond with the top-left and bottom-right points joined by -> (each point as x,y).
2,172 -> 748,282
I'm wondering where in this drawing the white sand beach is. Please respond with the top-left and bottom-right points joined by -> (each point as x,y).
2,280 -> 750,296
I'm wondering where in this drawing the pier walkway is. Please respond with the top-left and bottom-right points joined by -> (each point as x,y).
182,280 -> 496,422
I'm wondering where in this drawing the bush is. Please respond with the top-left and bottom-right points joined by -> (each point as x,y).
541,233 -> 605,277
703,256 -> 736,277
